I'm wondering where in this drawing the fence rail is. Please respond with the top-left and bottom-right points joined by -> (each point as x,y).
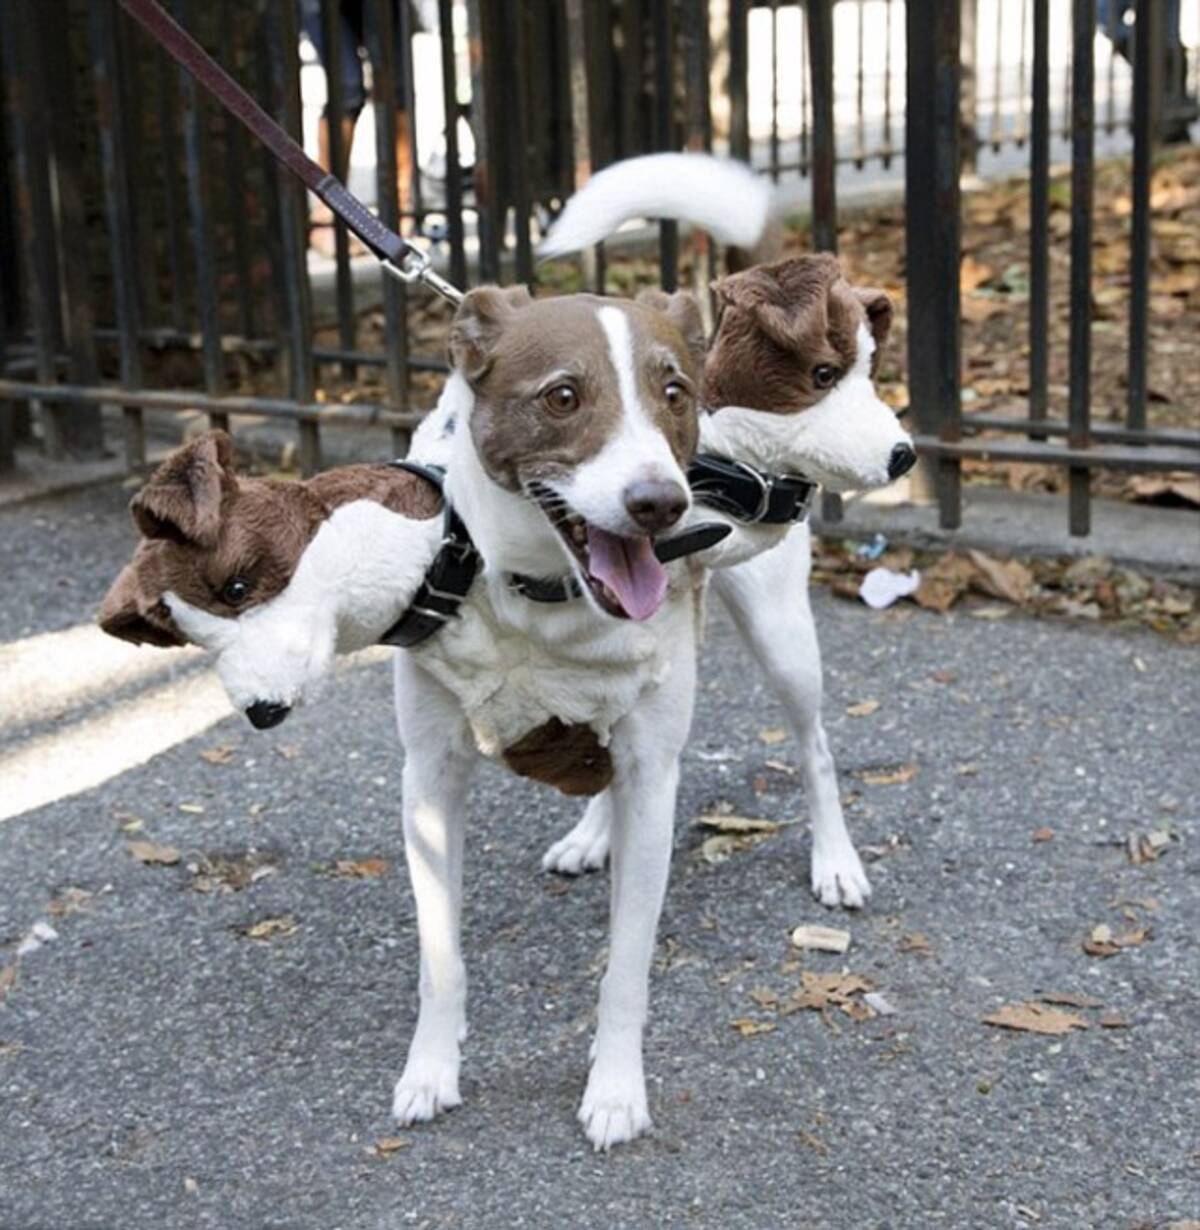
1,0 -> 1198,539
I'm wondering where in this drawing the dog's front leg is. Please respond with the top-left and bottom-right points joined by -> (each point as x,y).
578,646 -> 695,1151
391,655 -> 478,1126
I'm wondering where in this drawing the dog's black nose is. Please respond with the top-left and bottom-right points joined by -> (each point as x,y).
887,443 -> 918,480
624,480 -> 688,534
245,700 -> 291,730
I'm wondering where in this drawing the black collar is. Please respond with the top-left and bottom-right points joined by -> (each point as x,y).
378,462 -> 480,648
687,454 -> 817,525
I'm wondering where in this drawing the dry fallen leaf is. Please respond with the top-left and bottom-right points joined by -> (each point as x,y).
748,986 -> 779,1009
790,924 -> 851,954
199,745 -> 236,765
0,965 -> 16,1001
275,744 -> 301,761
47,887 -> 93,916
797,1129 -> 829,1155
1126,829 -> 1173,865
982,1002 -> 1088,1036
859,763 -> 919,787
243,915 -> 298,941
695,814 -> 786,835
780,971 -> 875,1017
128,840 -> 181,866
373,1136 -> 412,1157
1031,827 -> 1054,843
730,1018 -> 777,1038
332,857 -> 391,879
967,549 -> 1034,605
1098,1013 -> 1131,1030
960,255 -> 995,292
1039,991 -> 1102,1009
758,727 -> 788,746
899,932 -> 932,956
177,803 -> 205,815
1082,923 -> 1149,958
845,700 -> 881,718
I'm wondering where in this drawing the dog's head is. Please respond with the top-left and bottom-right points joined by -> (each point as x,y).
704,254 -> 914,490
448,286 -> 703,621
98,431 -> 341,728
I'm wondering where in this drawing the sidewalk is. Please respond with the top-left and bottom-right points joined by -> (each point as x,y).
1,477 -> 1197,1229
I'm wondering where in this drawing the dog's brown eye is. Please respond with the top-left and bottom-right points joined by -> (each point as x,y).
221,577 -> 252,606
543,384 -> 579,416
813,365 -> 838,389
664,381 -> 689,411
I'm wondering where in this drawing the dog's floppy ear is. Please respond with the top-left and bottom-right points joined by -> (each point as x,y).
97,551 -> 187,648
448,285 -> 534,382
635,288 -> 707,368
130,430 -> 236,547
856,288 -> 893,353
712,255 -> 843,351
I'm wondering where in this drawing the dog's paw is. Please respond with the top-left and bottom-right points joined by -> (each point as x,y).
811,841 -> 871,909
392,1061 -> 462,1125
578,1072 -> 651,1151
541,822 -> 610,876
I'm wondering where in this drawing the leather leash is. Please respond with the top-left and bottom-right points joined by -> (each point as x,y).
118,0 -> 464,306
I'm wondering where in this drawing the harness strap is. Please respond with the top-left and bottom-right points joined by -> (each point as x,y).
687,454 -> 817,525
378,463 -> 480,648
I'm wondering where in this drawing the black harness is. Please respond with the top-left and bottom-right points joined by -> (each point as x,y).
378,455 -> 817,642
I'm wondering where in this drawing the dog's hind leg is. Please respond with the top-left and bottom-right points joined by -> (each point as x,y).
711,530 -> 871,909
578,634 -> 695,1151
541,790 -> 612,875
391,654 -> 479,1126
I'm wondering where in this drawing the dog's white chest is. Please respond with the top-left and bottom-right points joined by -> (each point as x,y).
413,579 -> 690,759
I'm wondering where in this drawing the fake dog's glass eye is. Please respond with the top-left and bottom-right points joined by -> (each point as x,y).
221,577 -> 252,606
543,384 -> 580,416
812,365 -> 839,389
663,381 -> 689,410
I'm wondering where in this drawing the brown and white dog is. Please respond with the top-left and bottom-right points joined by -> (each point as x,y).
98,155 -> 913,1151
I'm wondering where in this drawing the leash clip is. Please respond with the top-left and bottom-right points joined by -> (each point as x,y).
383,248 -> 465,307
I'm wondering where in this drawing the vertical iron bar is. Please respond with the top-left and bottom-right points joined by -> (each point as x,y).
1126,0 -> 1158,433
853,0 -> 866,170
770,0 -> 781,181
653,0 -> 678,291
1067,0 -> 1095,536
39,2 -> 106,458
729,0 -> 750,162
218,0 -> 256,341
90,0 -> 146,470
438,0 -> 468,289
1029,0 -> 1050,439
321,0 -> 357,379
799,6 -> 809,173
505,0 -> 534,284
173,0 -> 227,432
0,36 -> 21,468
1104,0 -> 1118,133
565,0 -> 603,293
397,0 -> 424,227
465,0 -> 501,283
684,0 -> 712,319
960,0 -> 978,176
370,0 -> 410,458
268,0 -> 319,472
989,0 -> 1005,150
155,44 -> 190,332
807,0 -> 836,252
905,0 -> 962,527
1015,0 -> 1030,146
880,0 -> 893,166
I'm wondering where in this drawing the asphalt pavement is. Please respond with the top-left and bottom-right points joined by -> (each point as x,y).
1,480 -> 1197,1230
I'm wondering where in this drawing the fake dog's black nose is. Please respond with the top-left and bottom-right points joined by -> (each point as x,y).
624,480 -> 688,534
887,443 -> 918,480
245,700 -> 291,730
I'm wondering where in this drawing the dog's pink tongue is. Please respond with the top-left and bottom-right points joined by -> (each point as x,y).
586,527 -> 668,620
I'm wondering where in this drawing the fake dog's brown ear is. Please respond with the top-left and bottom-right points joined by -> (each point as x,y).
856,288 -> 893,356
97,551 -> 187,648
635,289 -> 707,369
448,285 -> 534,382
130,430 -> 236,547
711,254 -> 842,352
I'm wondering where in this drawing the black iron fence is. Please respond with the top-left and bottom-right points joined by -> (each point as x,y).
1,0 -> 1198,538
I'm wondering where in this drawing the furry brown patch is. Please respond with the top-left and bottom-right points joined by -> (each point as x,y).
704,254 -> 893,412
503,718 -> 614,796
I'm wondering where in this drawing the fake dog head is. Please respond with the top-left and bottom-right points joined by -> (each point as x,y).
448,286 -> 704,621
99,431 -> 440,727
702,254 -> 914,491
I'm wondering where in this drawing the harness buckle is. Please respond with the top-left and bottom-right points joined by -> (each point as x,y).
781,475 -> 817,523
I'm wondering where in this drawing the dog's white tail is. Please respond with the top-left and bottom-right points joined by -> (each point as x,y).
539,153 -> 773,258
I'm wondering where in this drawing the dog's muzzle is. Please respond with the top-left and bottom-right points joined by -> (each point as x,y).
245,700 -> 292,730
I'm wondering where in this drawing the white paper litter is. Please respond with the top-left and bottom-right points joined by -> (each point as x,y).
17,920 -> 59,957
859,567 -> 921,610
